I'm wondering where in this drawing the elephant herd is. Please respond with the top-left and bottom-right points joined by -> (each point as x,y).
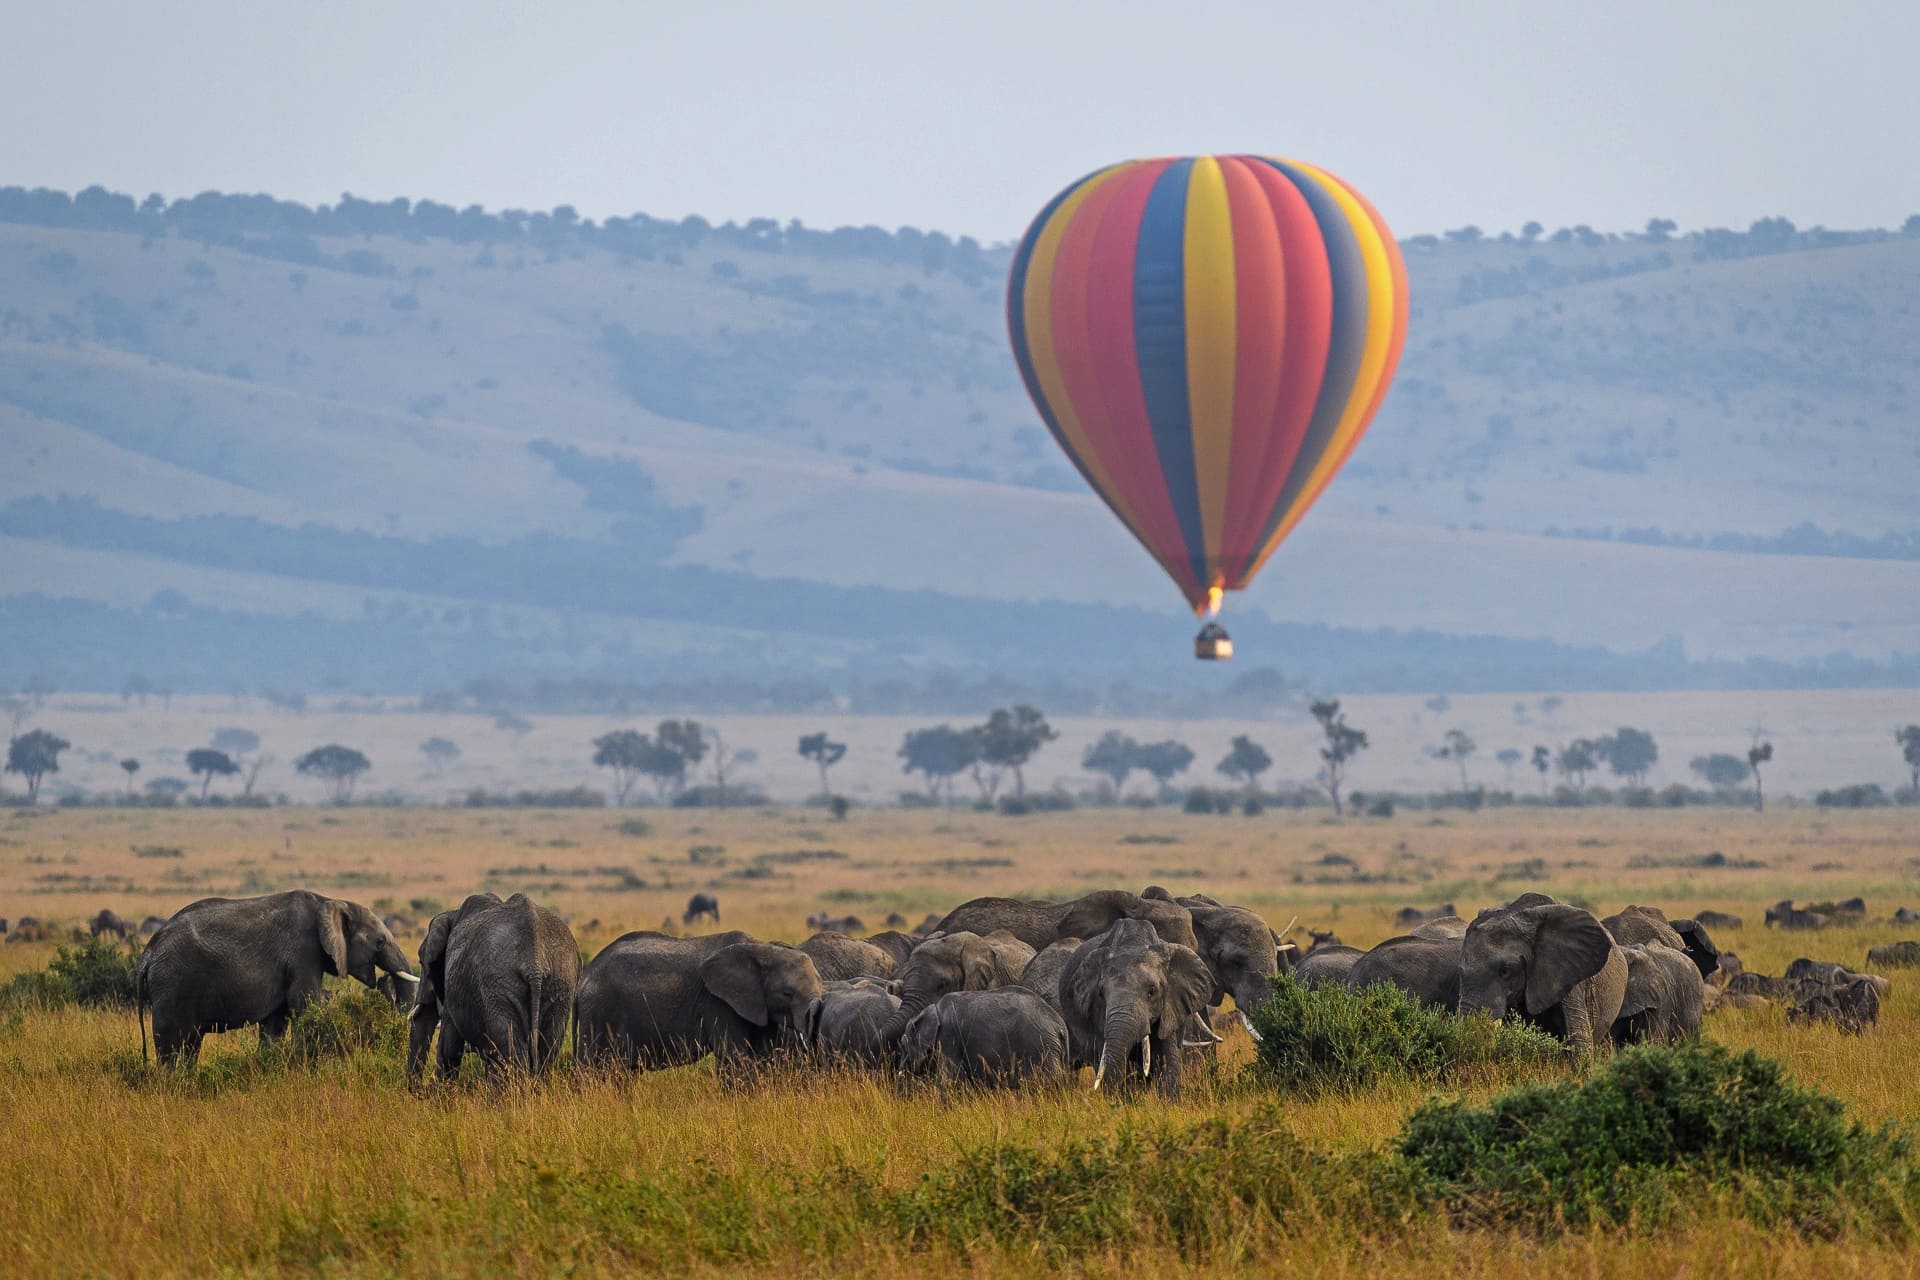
125,882 -> 1903,1088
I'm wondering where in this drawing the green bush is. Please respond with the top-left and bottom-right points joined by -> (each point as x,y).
1402,1040 -> 1920,1232
1250,975 -> 1561,1094
614,817 -> 652,837
277,985 -> 409,1065
50,935 -> 139,1008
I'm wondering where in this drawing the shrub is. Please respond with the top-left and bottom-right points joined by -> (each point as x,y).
1182,786 -> 1214,814
277,985 -> 409,1065
672,785 -> 768,809
1815,783 -> 1889,809
1242,795 -> 1265,816
1250,975 -> 1560,1094
50,936 -> 139,1008
1402,1040 -> 1920,1232
614,817 -> 652,838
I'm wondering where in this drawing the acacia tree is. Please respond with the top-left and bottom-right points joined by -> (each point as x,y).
1530,745 -> 1552,796
1216,735 -> 1273,795
899,724 -> 975,803
186,748 -> 240,799
1897,725 -> 1920,796
1690,753 -> 1750,793
1597,727 -> 1659,788
1133,740 -> 1195,793
1556,739 -> 1599,791
1748,737 -> 1774,813
978,705 -> 1056,798
1310,699 -> 1368,816
1081,731 -> 1140,795
119,757 -> 140,795
5,729 -> 70,802
420,736 -> 461,775
294,744 -> 370,804
592,730 -> 650,806
797,731 -> 847,798
1433,728 -> 1477,790
211,727 -> 269,797
1495,747 -> 1523,787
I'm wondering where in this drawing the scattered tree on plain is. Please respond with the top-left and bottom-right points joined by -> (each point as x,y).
1310,699 -> 1368,816
1433,728 -> 1477,789
420,736 -> 461,774
592,730 -> 650,805
1495,747 -> 1523,786
1897,725 -> 1920,795
185,747 -> 239,799
1690,753 -> 1750,792
797,731 -> 847,797
5,729 -> 70,802
978,705 -> 1056,798
294,744 -> 371,804
211,727 -> 269,797
898,724 -> 975,803
1530,745 -> 1552,795
1555,739 -> 1599,790
1216,735 -> 1273,794
119,757 -> 140,794
1133,739 -> 1196,790
1748,737 -> 1774,813
1081,730 -> 1140,794
1596,727 -> 1659,787
492,711 -> 533,740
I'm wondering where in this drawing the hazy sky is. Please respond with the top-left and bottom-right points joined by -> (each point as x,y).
6,1 -> 1918,243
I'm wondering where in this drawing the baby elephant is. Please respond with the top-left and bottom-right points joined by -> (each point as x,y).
898,989 -> 1069,1087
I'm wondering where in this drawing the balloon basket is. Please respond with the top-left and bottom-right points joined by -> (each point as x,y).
1194,622 -> 1233,661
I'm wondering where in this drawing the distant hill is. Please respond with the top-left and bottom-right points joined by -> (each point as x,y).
1,185 -> 1917,696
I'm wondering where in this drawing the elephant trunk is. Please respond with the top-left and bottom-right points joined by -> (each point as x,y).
879,983 -> 935,1047
1092,1008 -> 1142,1090
1231,976 -> 1273,1036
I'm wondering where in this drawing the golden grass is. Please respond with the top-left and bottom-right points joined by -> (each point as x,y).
3,804 -> 1919,1276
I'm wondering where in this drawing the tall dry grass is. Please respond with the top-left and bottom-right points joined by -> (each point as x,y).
2,804 -> 1919,1275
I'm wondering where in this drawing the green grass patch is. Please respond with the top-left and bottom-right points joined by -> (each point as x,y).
1250,974 -> 1563,1094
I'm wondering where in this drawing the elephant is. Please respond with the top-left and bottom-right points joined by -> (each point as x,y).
1601,904 -> 1719,979
90,909 -> 131,939
683,893 -> 721,926
1694,910 -> 1744,931
932,889 -> 1197,953
1611,943 -> 1705,1046
1057,920 -> 1215,1098
1015,937 -> 1084,1014
136,890 -> 415,1065
878,930 -> 1035,1048
574,931 -> 822,1071
1409,916 -> 1468,941
897,989 -> 1070,1087
803,979 -> 901,1066
1458,894 -> 1627,1057
1867,941 -> 1920,968
1141,887 -> 1288,1035
797,931 -> 895,981
1293,944 -> 1363,988
1345,935 -> 1462,1010
407,893 -> 579,1081
863,930 -> 920,970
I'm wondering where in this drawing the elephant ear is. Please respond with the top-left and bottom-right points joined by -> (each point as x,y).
802,996 -> 825,1047
1614,947 -> 1659,1022
701,946 -> 770,1027
1672,919 -> 1721,980
1065,941 -> 1109,1023
1161,944 -> 1215,1025
1523,905 -> 1616,1017
417,911 -> 457,985
902,1003 -> 941,1066
316,899 -> 351,978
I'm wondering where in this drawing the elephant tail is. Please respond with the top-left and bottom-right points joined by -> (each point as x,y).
135,949 -> 151,1065
527,966 -> 544,1074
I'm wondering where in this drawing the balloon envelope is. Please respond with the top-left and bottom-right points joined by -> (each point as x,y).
1006,155 -> 1408,614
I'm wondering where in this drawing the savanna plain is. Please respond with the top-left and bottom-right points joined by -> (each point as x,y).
4,802 -> 1919,1278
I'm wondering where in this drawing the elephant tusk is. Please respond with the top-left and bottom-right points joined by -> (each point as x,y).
1191,1013 -> 1224,1043
393,972 -> 419,982
1279,915 -> 1299,939
1239,1012 -> 1264,1043
1141,1036 -> 1151,1079
1092,1042 -> 1107,1090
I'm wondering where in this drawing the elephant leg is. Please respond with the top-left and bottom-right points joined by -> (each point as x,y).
259,1008 -> 290,1044
155,1020 -> 200,1067
437,1022 -> 468,1080
407,1007 -> 439,1081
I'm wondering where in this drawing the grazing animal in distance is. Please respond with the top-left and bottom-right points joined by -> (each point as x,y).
90,909 -> 132,940
1867,941 -> 1920,969
683,893 -> 721,926
885,912 -> 909,928
1894,907 -> 1920,924
1305,928 -> 1343,954
1393,903 -> 1455,929
1764,900 -> 1830,931
1694,910 -> 1743,932
1788,977 -> 1881,1033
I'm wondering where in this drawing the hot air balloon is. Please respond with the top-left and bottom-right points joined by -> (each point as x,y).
1006,155 -> 1409,658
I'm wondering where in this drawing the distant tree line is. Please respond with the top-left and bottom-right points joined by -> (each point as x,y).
0,184 -> 1005,284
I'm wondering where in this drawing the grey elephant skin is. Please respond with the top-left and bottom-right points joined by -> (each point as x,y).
137,890 -> 413,1065
933,889 -> 1197,953
1142,887 -> 1285,1030
1612,943 -> 1704,1046
898,988 -> 1069,1087
1459,894 -> 1627,1056
1016,938 -> 1084,1014
879,929 -> 1034,1048
1345,935 -> 1462,1010
1293,945 -> 1363,988
1601,904 -> 1719,979
408,893 -> 579,1081
798,931 -> 897,981
1058,920 -> 1213,1098
862,930 -> 920,970
805,981 -> 901,1066
575,931 -> 823,1071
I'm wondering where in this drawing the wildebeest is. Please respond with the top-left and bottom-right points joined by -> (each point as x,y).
90,909 -> 132,940
1694,910 -> 1743,931
1304,928 -> 1343,954
1867,941 -> 1920,969
682,893 -> 721,926
138,915 -> 167,937
806,911 -> 864,933
1895,907 -> 1920,924
1392,903 -> 1455,929
1764,900 -> 1831,931
1788,977 -> 1881,1033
